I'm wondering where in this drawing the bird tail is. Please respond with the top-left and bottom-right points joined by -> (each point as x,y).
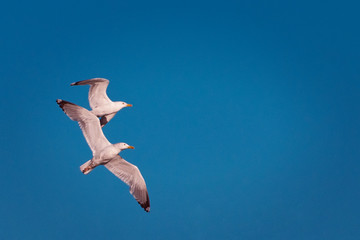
80,160 -> 94,174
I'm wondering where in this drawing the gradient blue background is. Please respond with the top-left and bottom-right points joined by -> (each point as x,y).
1,1 -> 359,239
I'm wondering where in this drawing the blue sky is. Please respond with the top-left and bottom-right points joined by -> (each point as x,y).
1,0 -> 359,239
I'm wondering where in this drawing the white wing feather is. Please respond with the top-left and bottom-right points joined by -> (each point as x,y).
70,78 -> 112,109
105,155 -> 150,212
56,99 -> 111,155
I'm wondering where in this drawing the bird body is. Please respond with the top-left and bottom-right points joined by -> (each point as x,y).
98,144 -> 124,161
91,101 -> 127,117
70,78 -> 132,127
80,144 -> 129,174
56,99 -> 150,212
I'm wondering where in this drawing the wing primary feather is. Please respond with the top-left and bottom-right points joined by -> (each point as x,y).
105,156 -> 150,212
69,78 -> 111,109
56,99 -> 111,155
70,78 -> 109,86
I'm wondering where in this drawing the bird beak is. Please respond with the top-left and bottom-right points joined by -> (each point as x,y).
128,146 -> 135,149
126,104 -> 133,107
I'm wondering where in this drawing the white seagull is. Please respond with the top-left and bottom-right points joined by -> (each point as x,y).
56,99 -> 150,212
70,78 -> 132,127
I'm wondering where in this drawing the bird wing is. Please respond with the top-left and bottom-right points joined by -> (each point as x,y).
100,112 -> 117,128
105,155 -> 150,212
56,99 -> 111,155
70,78 -> 112,109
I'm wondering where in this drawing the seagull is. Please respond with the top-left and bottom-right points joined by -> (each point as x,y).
70,78 -> 132,127
56,99 -> 150,212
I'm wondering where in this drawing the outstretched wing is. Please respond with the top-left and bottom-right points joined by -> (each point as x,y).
70,78 -> 112,109
105,155 -> 150,212
56,99 -> 111,155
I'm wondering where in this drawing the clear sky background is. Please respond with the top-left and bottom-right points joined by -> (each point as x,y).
1,0 -> 359,239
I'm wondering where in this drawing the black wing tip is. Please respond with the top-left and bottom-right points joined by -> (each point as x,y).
70,80 -> 86,86
56,99 -> 64,107
139,193 -> 150,212
56,99 -> 76,110
140,203 -> 150,212
70,78 -> 109,86
56,99 -> 66,112
56,99 -> 71,105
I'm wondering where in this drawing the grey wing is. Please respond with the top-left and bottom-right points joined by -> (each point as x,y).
56,99 -> 111,155
105,155 -> 150,212
70,78 -> 112,109
100,112 -> 117,128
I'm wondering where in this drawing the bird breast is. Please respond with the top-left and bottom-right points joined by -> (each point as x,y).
97,145 -> 120,163
91,103 -> 118,117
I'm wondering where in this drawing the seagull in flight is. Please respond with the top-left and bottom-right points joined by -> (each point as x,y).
71,78 -> 132,127
56,99 -> 150,212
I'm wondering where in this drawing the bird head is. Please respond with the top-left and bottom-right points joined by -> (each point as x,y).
116,143 -> 135,151
116,101 -> 133,110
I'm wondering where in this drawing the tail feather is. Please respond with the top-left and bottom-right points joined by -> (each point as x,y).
80,160 -> 94,174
